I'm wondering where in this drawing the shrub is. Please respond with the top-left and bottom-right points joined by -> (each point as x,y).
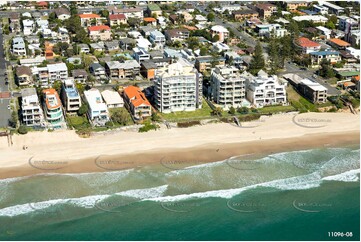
139,121 -> 159,132
18,125 -> 28,135
177,120 -> 201,128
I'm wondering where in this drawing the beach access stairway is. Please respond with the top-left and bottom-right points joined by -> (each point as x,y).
340,97 -> 357,114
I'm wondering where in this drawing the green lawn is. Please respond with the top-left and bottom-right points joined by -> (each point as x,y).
160,99 -> 214,121
108,107 -> 134,126
258,105 -> 297,114
67,115 -> 91,130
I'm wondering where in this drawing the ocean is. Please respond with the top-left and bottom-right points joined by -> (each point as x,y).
0,145 -> 359,241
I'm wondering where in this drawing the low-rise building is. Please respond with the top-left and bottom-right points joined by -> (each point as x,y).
72,69 -> 88,83
89,63 -> 107,80
327,38 -> 351,50
12,36 -> 26,56
292,15 -> 328,24
84,88 -> 110,126
79,13 -> 102,27
233,9 -> 259,20
113,7 -> 143,19
283,74 -> 327,103
54,8 -> 71,20
147,4 -> 162,17
164,28 -> 190,42
310,50 -> 341,67
294,37 -> 321,54
105,60 -> 140,79
48,63 -> 68,84
133,47 -> 150,63
140,61 -> 157,80
245,70 -> 287,108
254,3 -> 277,19
21,88 -> 45,127
195,56 -> 226,73
285,1 -> 308,11
255,24 -> 288,38
211,25 -> 229,42
42,88 -> 66,129
16,66 -> 33,86
61,79 -> 81,112
149,30 -> 166,50
109,14 -> 127,26
88,25 -> 112,41
22,19 -> 35,35
123,86 -> 152,120
101,90 -> 124,108
211,66 -> 246,109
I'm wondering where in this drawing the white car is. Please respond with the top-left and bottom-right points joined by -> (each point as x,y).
7,105 -> 10,110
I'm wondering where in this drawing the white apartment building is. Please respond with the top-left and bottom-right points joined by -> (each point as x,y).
42,88 -> 67,129
211,66 -> 246,110
84,88 -> 110,126
154,58 -> 202,113
22,19 -> 35,36
21,88 -> 45,127
12,36 -> 26,56
61,79 -> 81,112
133,47 -> 150,63
245,70 -> 287,108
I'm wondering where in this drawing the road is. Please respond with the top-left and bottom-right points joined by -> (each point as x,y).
0,26 -> 12,127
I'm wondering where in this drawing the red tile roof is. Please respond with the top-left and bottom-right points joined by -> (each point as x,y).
109,14 -> 126,20
124,86 -> 151,107
144,17 -> 157,22
296,37 -> 320,48
88,25 -> 111,32
329,38 -> 351,47
78,13 -> 101,19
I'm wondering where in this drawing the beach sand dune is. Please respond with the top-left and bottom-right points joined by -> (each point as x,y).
0,112 -> 359,179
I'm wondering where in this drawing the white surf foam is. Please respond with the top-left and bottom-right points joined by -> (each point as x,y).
322,169 -> 360,182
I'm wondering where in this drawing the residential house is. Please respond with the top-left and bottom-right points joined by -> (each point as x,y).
90,42 -> 105,52
42,88 -> 67,129
109,14 -> 126,26
79,13 -> 101,27
140,61 -> 157,80
16,66 -> 33,86
327,38 -> 351,50
90,63 -> 107,80
105,60 -> 140,79
123,86 -> 152,120
113,7 -> 143,19
254,3 -> 277,19
164,28 -> 190,42
233,9 -> 259,20
20,56 -> 46,67
61,79 -> 81,112
78,43 -> 90,54
84,88 -> 110,126
143,17 -> 157,26
101,90 -> 124,108
54,8 -> 71,20
255,24 -> 288,38
147,4 -> 162,17
22,19 -> 35,35
245,70 -> 287,108
211,25 -> 229,42
292,15 -> 328,24
136,37 -> 152,51
295,37 -> 321,54
149,30 -> 166,50
211,66 -> 246,109
313,5 -> 329,15
105,40 -> 120,51
319,1 -> 344,15
285,1 -> 308,11
120,38 -> 136,50
133,47 -> 150,63
21,88 -> 45,127
12,36 -> 26,56
195,56 -> 226,73
88,25 -> 112,41
310,50 -> 341,67
72,69 -> 88,83
47,63 -> 68,84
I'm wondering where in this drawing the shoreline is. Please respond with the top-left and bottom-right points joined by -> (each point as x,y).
0,112 -> 359,179
0,131 -> 359,179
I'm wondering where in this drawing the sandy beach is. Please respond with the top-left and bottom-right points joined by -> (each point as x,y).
0,112 -> 359,179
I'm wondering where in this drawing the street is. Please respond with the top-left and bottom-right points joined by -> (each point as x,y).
0,26 -> 11,128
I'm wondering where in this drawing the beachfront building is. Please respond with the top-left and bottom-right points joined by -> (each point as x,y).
245,70 -> 287,108
101,90 -> 124,108
42,89 -> 67,129
61,79 -> 81,113
211,66 -> 246,110
21,88 -> 45,127
154,58 -> 202,113
123,86 -> 152,120
283,74 -> 328,103
84,88 -> 110,126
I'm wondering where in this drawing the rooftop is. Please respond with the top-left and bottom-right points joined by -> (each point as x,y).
124,86 -> 151,107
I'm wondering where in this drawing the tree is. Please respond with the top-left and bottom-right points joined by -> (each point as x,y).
249,42 -> 265,75
229,106 -> 236,115
52,80 -> 62,94
18,125 -> 28,134
151,112 -> 161,122
127,18 -> 140,28
237,107 -> 249,114
111,108 -> 131,125
212,34 -> 220,42
325,21 -> 335,29
99,9 -> 109,18
319,59 -> 335,78
78,103 -> 88,116
289,20 -> 300,39
207,12 -> 215,22
269,38 -> 279,74
200,47 -> 208,56
48,12 -> 56,23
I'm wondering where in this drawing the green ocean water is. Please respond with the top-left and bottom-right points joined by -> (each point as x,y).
0,145 -> 359,241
